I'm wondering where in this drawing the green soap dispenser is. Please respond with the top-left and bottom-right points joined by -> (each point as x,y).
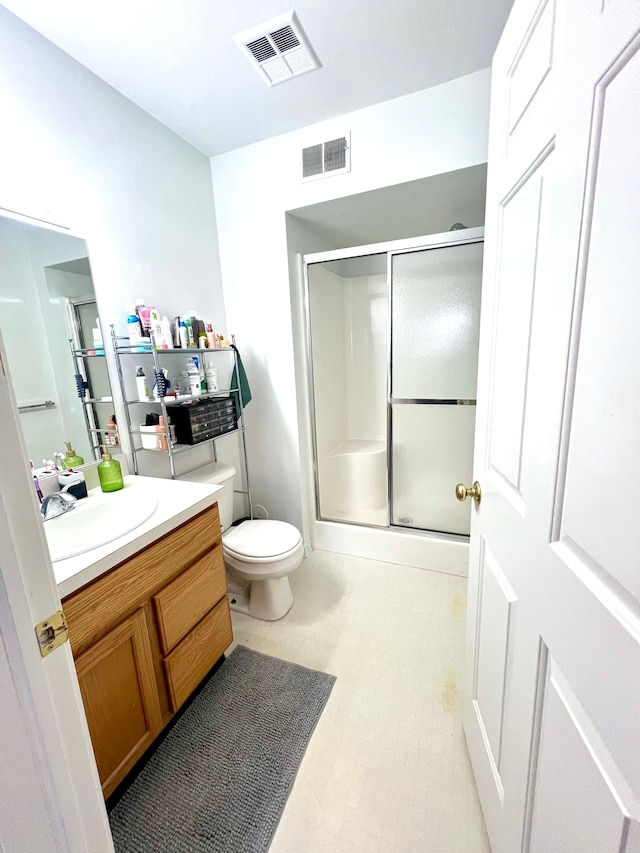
98,445 -> 124,492
63,441 -> 84,469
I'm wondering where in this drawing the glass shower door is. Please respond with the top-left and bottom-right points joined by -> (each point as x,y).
390,240 -> 483,535
307,254 -> 389,526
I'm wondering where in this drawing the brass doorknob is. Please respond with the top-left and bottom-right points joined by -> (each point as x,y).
455,481 -> 481,505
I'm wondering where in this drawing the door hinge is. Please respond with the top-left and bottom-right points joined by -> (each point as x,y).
35,609 -> 69,657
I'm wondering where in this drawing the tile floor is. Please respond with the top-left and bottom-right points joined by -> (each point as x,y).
228,549 -> 491,853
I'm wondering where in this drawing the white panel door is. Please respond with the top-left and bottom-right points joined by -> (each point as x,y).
464,2 -> 640,852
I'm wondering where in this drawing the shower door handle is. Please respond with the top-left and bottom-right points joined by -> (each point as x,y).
455,481 -> 481,505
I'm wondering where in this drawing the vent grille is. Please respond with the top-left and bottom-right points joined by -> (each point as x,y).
246,37 -> 277,63
235,11 -> 320,87
271,25 -> 300,52
301,134 -> 351,182
324,138 -> 347,172
302,144 -> 323,178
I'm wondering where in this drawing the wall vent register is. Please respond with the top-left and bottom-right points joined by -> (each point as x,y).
301,133 -> 351,181
235,11 -> 320,87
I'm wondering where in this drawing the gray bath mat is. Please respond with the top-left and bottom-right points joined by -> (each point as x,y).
108,644 -> 336,852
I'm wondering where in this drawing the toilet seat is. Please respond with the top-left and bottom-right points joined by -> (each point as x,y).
223,519 -> 302,561
222,519 -> 304,584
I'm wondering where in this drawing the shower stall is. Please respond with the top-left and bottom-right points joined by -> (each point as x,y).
304,227 -> 483,547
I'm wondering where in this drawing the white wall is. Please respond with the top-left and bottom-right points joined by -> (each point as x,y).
211,69 -> 491,532
0,7 -> 226,469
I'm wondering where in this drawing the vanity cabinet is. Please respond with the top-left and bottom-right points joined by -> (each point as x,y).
62,503 -> 232,798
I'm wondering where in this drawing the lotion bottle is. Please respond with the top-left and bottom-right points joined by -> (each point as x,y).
97,445 -> 124,492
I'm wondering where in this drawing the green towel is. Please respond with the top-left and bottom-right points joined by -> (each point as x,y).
230,348 -> 252,418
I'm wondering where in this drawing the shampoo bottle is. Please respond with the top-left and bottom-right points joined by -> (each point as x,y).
62,441 -> 84,469
98,445 -> 124,492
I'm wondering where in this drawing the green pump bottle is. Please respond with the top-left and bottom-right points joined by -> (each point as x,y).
62,441 -> 84,469
97,445 -> 124,492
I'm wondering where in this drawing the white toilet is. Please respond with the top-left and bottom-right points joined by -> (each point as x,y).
178,463 -> 303,620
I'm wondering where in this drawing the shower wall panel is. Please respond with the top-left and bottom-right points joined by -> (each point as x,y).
344,273 -> 387,442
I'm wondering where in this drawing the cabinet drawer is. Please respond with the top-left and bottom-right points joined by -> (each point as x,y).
153,545 -> 226,654
163,597 -> 232,712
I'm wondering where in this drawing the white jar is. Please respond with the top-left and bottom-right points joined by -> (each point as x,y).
181,369 -> 201,397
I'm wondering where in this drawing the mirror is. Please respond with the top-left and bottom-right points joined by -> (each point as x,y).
0,214 -> 112,466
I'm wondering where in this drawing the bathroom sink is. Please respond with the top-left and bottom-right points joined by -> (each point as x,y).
44,485 -> 158,562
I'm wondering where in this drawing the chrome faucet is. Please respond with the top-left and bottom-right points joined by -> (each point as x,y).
41,491 -> 77,521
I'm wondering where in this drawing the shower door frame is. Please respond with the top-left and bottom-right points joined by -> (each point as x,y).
304,225 -> 485,540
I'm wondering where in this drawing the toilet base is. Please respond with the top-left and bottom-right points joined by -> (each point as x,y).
228,576 -> 294,621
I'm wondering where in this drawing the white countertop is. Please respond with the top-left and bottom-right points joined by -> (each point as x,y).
54,475 -> 222,598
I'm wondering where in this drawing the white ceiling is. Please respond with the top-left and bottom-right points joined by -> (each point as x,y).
1,0 -> 513,157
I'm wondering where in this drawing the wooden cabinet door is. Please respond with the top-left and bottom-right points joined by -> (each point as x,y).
75,607 -> 163,798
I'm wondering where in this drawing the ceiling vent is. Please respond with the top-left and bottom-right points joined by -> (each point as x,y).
235,11 -> 320,87
301,133 -> 351,182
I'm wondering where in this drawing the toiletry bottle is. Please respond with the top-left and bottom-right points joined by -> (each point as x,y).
135,365 -> 149,401
160,316 -> 174,349
185,357 -> 201,396
184,315 -> 195,347
139,305 -> 155,338
179,319 -> 188,349
98,445 -> 124,492
106,414 -> 119,447
150,308 -> 163,348
156,416 -> 169,451
206,321 -> 217,349
135,298 -> 147,337
127,303 -> 144,350
62,441 -> 85,469
205,364 -> 219,391
198,332 -> 208,349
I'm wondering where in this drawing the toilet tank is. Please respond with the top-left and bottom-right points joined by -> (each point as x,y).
178,462 -> 236,531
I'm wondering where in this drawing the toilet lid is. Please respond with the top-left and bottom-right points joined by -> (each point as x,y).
223,519 -> 301,559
